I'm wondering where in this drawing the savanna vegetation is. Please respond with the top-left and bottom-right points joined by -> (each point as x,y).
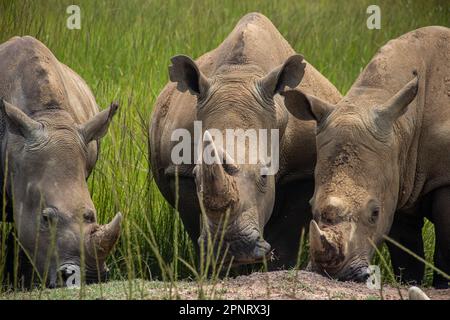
0,0 -> 448,299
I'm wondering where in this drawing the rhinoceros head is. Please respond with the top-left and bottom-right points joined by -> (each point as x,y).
1,99 -> 121,287
283,76 -> 419,281
169,54 -> 306,266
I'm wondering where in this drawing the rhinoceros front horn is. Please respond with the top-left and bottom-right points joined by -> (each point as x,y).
89,212 -> 122,258
309,220 -> 327,253
309,220 -> 335,252
201,131 -> 228,195
199,131 -> 238,212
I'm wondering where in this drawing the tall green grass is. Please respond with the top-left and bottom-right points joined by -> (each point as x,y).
0,0 -> 448,293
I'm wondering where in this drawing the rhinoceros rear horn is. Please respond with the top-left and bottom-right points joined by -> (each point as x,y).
169,55 -> 210,97
79,102 -> 119,144
259,54 -> 306,96
1,98 -> 42,138
89,212 -> 122,258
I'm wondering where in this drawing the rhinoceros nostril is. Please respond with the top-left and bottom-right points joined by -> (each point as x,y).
353,268 -> 370,283
252,239 -> 271,260
83,210 -> 96,223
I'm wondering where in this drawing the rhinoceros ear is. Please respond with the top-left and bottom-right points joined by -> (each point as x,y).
169,55 -> 210,97
259,54 -> 306,97
375,76 -> 419,126
79,102 -> 119,144
282,89 -> 335,123
0,98 -> 42,138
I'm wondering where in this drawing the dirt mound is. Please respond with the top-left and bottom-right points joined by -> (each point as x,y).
175,270 -> 449,300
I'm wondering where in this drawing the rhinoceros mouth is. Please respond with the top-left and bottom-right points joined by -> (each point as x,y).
198,232 -> 273,267
339,255 -> 370,281
223,238 -> 273,267
312,255 -> 370,283
336,264 -> 370,282
231,250 -> 274,267
55,263 -> 109,287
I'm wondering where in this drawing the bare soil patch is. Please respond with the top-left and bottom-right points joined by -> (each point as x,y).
2,270 -> 448,300
173,270 -> 449,300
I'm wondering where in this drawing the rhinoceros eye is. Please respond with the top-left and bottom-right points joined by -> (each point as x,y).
260,172 -> 268,185
367,200 -> 381,225
41,207 -> 58,228
223,163 -> 239,175
83,210 -> 96,223
369,208 -> 380,224
259,164 -> 271,181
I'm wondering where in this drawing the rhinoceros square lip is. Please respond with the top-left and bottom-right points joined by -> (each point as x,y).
231,251 -> 275,267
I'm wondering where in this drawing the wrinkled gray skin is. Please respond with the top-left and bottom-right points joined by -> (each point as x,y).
150,13 -> 341,268
287,26 -> 450,288
0,36 -> 121,287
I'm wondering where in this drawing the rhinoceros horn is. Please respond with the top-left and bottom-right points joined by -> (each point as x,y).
309,220 -> 337,254
89,212 -> 122,258
199,131 -> 238,212
310,220 -> 326,252
201,131 -> 228,195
